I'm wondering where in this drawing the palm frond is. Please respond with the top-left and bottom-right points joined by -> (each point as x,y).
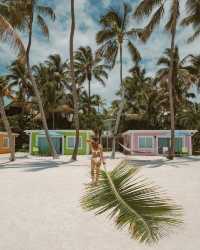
96,40 -> 118,68
100,9 -> 122,28
139,5 -> 164,42
81,161 -> 183,244
37,15 -> 49,38
165,0 -> 180,33
96,29 -> 115,44
122,3 -> 132,30
36,5 -> 56,21
157,57 -> 170,67
181,15 -> 195,27
0,14 -> 26,60
126,28 -> 143,38
134,0 -> 163,20
187,27 -> 200,43
128,41 -> 141,63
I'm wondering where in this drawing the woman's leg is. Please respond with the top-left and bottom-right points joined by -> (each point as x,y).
91,159 -> 95,183
95,162 -> 101,184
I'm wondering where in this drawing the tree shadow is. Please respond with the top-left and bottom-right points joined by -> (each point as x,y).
128,156 -> 200,168
0,158 -> 89,172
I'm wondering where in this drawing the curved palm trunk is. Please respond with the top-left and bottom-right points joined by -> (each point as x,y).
88,79 -> 91,110
26,2 -> 58,159
70,0 -> 80,161
168,29 -> 176,160
111,44 -> 125,159
0,95 -> 15,161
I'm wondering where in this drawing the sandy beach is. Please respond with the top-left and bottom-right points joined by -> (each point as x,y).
0,153 -> 200,250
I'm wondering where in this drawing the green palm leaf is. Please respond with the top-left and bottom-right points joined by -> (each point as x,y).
37,15 -> 49,38
81,161 -> 183,244
36,5 -> 56,21
140,5 -> 164,42
0,14 -> 26,59
128,40 -> 141,63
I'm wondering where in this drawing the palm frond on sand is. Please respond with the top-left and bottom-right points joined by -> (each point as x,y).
81,161 -> 183,244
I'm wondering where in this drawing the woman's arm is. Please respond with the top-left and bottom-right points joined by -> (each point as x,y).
86,139 -> 92,145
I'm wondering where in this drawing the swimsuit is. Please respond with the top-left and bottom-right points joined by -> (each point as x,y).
91,146 -> 102,166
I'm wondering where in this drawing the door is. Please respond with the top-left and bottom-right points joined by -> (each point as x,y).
158,138 -> 170,154
38,137 -> 62,155
175,137 -> 183,154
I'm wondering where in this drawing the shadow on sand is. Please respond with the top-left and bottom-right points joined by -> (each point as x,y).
0,158 -> 89,172
128,156 -> 200,168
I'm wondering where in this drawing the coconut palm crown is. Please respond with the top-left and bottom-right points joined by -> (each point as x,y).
74,46 -> 109,101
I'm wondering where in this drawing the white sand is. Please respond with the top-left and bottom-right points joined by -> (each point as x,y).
0,152 -> 200,250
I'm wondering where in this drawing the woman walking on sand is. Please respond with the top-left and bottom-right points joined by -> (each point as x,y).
87,136 -> 105,184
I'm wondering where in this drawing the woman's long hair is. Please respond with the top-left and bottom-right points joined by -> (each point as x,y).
91,136 -> 100,150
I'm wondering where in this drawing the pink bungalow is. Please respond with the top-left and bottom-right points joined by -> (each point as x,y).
122,130 -> 197,156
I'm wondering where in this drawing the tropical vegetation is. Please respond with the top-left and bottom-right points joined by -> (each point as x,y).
2,0 -> 200,243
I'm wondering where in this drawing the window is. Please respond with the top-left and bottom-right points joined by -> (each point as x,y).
139,136 -> 153,149
3,137 -> 9,147
67,136 -> 82,149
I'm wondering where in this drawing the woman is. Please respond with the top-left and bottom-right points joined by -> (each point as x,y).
87,136 -> 105,184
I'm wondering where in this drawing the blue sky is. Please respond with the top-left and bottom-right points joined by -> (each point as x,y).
0,0 -> 200,104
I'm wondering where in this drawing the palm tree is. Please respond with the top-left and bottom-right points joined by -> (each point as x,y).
181,0 -> 200,43
81,161 -> 183,244
123,66 -> 164,129
0,1 -> 27,162
178,103 -> 200,129
6,60 -> 33,112
3,0 -> 58,158
45,54 -> 69,89
96,3 -> 142,158
184,54 -> 200,88
92,94 -> 106,113
0,77 -> 15,161
74,46 -> 109,107
156,47 -> 193,108
70,0 -> 80,161
134,0 -> 181,159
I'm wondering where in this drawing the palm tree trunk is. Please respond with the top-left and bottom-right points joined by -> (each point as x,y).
0,94 -> 15,161
52,112 -> 55,129
70,0 -> 80,161
88,79 -> 91,110
168,28 -> 176,160
26,2 -> 58,159
111,43 -> 125,159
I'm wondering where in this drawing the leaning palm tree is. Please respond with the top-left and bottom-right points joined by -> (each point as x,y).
134,0 -> 181,159
81,161 -> 183,244
96,3 -> 142,158
74,46 -> 109,107
3,0 -> 58,158
70,0 -> 80,161
0,2 -> 26,161
181,0 -> 200,43
0,77 -> 16,161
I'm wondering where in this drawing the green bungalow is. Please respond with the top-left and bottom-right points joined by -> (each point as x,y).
25,130 -> 93,155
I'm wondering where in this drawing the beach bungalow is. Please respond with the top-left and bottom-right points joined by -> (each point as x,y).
122,130 -> 197,156
25,130 -> 93,156
0,132 -> 18,154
